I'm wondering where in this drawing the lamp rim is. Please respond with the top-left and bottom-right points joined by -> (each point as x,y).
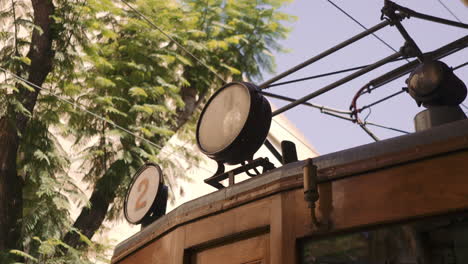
196,81 -> 253,155
124,163 -> 163,225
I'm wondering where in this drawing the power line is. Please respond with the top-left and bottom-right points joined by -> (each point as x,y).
0,67 -> 165,150
258,20 -> 393,89
266,64 -> 368,88
325,0 -> 403,57
358,89 -> 406,112
119,0 -> 226,84
260,90 -> 352,115
365,121 -> 410,134
436,0 -> 462,23
264,90 -> 408,140
453,61 -> 468,71
0,66 -> 214,174
265,56 -> 409,89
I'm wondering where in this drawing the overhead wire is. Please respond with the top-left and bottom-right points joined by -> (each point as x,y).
364,121 -> 410,134
265,64 -> 369,88
119,0 -> 226,84
262,89 -> 409,137
436,0 -> 462,23
358,89 -> 406,113
453,61 -> 468,71
363,108 -> 372,122
259,91 -> 352,115
265,56 -> 411,89
0,66 -> 214,174
322,1 -> 410,139
325,0 -> 404,58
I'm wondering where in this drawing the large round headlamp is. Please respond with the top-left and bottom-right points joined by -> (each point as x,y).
196,82 -> 272,165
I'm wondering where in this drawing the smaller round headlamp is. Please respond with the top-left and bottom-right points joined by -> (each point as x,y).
196,82 -> 272,165
407,60 -> 467,107
124,163 -> 163,225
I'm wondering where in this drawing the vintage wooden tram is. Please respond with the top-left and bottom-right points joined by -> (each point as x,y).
111,118 -> 468,264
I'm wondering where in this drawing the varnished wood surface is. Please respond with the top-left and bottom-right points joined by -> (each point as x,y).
112,119 -> 468,263
191,233 -> 269,264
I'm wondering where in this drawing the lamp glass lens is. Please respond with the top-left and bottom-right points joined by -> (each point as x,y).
198,83 -> 251,153
126,166 -> 160,223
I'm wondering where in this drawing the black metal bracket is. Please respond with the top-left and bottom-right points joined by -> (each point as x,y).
303,159 -> 321,228
204,157 -> 275,190
382,1 -> 424,62
264,139 -> 283,165
383,0 -> 468,30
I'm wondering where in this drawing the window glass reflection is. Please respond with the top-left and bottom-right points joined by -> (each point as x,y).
300,214 -> 468,264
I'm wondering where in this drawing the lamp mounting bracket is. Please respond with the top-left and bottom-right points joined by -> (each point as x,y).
204,157 -> 275,190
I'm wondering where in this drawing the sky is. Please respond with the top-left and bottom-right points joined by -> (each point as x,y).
260,0 -> 468,155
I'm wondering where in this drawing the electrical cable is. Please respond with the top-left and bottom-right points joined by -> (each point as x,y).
272,101 -> 407,144
0,66 -> 215,174
0,67 -> 165,150
260,90 -> 352,115
265,56 -> 410,89
266,65 -> 369,88
436,0 -> 462,23
453,61 -> 468,71
364,121 -> 410,134
358,89 -> 406,113
119,0 -> 226,84
351,58 -> 468,122
363,108 -> 372,122
325,0 -> 404,57
258,20 -> 392,89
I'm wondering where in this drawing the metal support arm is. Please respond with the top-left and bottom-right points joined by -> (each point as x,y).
272,50 -> 403,116
259,20 -> 391,89
383,0 -> 468,29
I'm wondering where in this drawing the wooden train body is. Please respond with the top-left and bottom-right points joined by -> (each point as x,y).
112,119 -> 468,264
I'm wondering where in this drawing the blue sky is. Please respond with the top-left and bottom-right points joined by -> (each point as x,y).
261,0 -> 468,155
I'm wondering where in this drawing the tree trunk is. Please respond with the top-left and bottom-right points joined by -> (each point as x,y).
0,118 -> 22,253
0,0 -> 55,256
171,86 -> 205,132
63,160 -> 127,247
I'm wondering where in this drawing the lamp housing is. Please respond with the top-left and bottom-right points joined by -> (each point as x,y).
196,82 -> 272,165
407,60 -> 467,107
124,163 -> 165,225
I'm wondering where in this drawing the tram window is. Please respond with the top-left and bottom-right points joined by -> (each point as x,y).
299,214 -> 468,264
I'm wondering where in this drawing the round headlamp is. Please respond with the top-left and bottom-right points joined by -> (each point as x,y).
196,82 -> 272,165
407,60 -> 467,107
124,163 -> 163,225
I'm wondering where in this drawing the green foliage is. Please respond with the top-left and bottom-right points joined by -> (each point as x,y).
9,234 -> 107,264
0,0 -> 293,262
